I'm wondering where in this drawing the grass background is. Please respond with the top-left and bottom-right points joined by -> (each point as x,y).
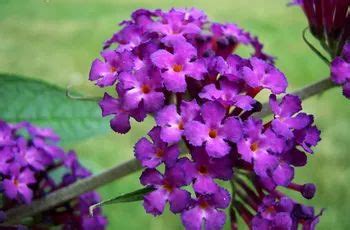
1,0 -> 350,229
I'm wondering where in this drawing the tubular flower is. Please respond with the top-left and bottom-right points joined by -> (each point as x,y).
291,0 -> 350,57
0,120 -> 107,229
90,8 -> 322,229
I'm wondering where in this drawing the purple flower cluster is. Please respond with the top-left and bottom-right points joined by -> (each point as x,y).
291,0 -> 350,57
0,120 -> 107,229
90,8 -> 322,229
331,42 -> 350,99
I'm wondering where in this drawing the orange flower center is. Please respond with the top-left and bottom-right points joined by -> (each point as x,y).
110,66 -> 117,73
141,84 -> 151,94
178,121 -> 184,130
172,64 -> 183,72
163,181 -> 173,192
199,200 -> 209,209
198,165 -> 208,175
155,148 -> 164,157
208,129 -> 218,139
250,142 -> 259,152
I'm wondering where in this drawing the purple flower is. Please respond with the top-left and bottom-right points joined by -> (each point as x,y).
211,23 -> 250,44
135,126 -> 179,168
3,166 -> 35,204
252,196 -> 294,230
184,101 -> 242,157
89,50 -> 135,87
187,147 -> 233,194
294,125 -> 321,154
140,160 -> 191,215
119,67 -> 164,112
200,78 -> 256,111
147,8 -> 202,42
270,94 -> 313,139
155,100 -> 200,143
99,92 -> 146,134
237,118 -> 286,178
0,121 -> 15,146
331,42 -> 350,98
181,187 -> 231,230
0,147 -> 13,174
151,39 -> 206,92
242,57 -> 287,94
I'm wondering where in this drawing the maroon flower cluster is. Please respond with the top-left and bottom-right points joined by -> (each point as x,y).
0,120 -> 107,229
291,0 -> 350,57
90,8 -> 322,229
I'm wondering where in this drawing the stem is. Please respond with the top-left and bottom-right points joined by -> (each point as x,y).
3,76 -> 338,224
3,159 -> 141,224
302,27 -> 331,65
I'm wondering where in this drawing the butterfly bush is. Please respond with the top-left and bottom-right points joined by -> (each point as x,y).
89,8 -> 322,229
292,0 -> 350,99
0,120 -> 107,229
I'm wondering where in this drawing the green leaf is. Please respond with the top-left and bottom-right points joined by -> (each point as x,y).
0,73 -> 109,144
89,187 -> 154,216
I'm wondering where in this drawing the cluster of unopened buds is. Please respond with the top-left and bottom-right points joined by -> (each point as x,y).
291,0 -> 350,99
90,8 -> 323,229
0,120 -> 107,229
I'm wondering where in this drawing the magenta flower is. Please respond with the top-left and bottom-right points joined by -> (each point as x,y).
147,8 -> 202,43
181,187 -> 231,230
140,160 -> 192,215
242,57 -> 287,94
155,100 -> 200,143
134,127 -> 179,168
89,50 -> 135,87
200,78 -> 256,111
184,101 -> 242,157
237,118 -> 286,178
151,39 -> 206,92
270,94 -> 313,139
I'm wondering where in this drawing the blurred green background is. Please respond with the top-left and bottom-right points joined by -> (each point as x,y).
1,0 -> 350,229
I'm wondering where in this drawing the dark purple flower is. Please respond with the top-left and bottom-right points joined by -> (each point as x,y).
135,126 -> 179,168
270,94 -> 313,139
242,57 -> 287,94
155,100 -> 200,143
151,39 -> 206,92
187,147 -> 233,194
184,101 -> 242,157
294,125 -> 321,154
3,166 -> 35,204
181,187 -> 231,230
99,92 -> 146,134
252,195 -> 294,230
140,160 -> 191,215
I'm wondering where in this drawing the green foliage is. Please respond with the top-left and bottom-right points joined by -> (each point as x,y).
0,74 -> 108,144
90,187 -> 154,216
